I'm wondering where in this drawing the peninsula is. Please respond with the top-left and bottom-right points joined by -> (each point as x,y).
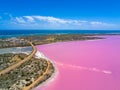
0,42 -> 54,90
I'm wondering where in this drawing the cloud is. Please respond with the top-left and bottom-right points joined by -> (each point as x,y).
90,21 -> 114,26
15,17 -> 26,23
13,16 -> 89,25
32,16 -> 68,24
2,15 -> 118,29
23,16 -> 35,22
23,16 -> 89,25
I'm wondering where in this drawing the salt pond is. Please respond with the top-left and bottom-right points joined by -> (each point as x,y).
36,35 -> 120,90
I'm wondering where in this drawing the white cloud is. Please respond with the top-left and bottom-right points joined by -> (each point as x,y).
90,21 -> 113,26
32,16 -> 69,24
91,21 -> 105,25
9,15 -> 118,29
14,16 -> 88,25
15,17 -> 26,23
23,16 -> 35,22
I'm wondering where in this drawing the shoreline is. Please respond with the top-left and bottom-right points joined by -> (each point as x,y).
0,34 -> 107,49
1,34 -> 120,49
34,50 -> 59,90
34,35 -> 120,90
0,34 -> 120,89
0,42 -> 57,90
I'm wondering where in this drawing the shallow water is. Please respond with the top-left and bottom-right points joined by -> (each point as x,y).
0,46 -> 32,54
36,35 -> 120,90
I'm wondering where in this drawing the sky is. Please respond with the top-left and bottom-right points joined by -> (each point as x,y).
0,0 -> 120,30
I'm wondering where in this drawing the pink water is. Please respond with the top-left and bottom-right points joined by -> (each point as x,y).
36,35 -> 120,90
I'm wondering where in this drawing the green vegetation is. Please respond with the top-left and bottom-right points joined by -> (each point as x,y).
0,53 -> 54,90
0,53 -> 27,71
0,34 -> 103,90
0,34 -> 103,49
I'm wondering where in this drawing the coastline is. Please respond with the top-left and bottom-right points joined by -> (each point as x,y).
0,42 -> 57,90
0,35 -> 120,90
0,34 -> 105,49
33,35 -> 107,89
35,35 -> 120,90
34,50 -> 58,90
1,34 -> 120,49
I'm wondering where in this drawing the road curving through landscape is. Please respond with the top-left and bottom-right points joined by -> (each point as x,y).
0,42 -> 37,76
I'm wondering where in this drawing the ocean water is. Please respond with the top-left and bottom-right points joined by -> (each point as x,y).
36,35 -> 120,90
0,30 -> 120,38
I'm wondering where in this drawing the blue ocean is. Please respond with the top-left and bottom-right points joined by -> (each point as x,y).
0,30 -> 120,38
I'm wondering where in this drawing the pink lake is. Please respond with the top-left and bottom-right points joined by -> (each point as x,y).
36,35 -> 120,90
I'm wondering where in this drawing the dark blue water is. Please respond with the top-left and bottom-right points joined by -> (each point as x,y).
0,30 -> 120,38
